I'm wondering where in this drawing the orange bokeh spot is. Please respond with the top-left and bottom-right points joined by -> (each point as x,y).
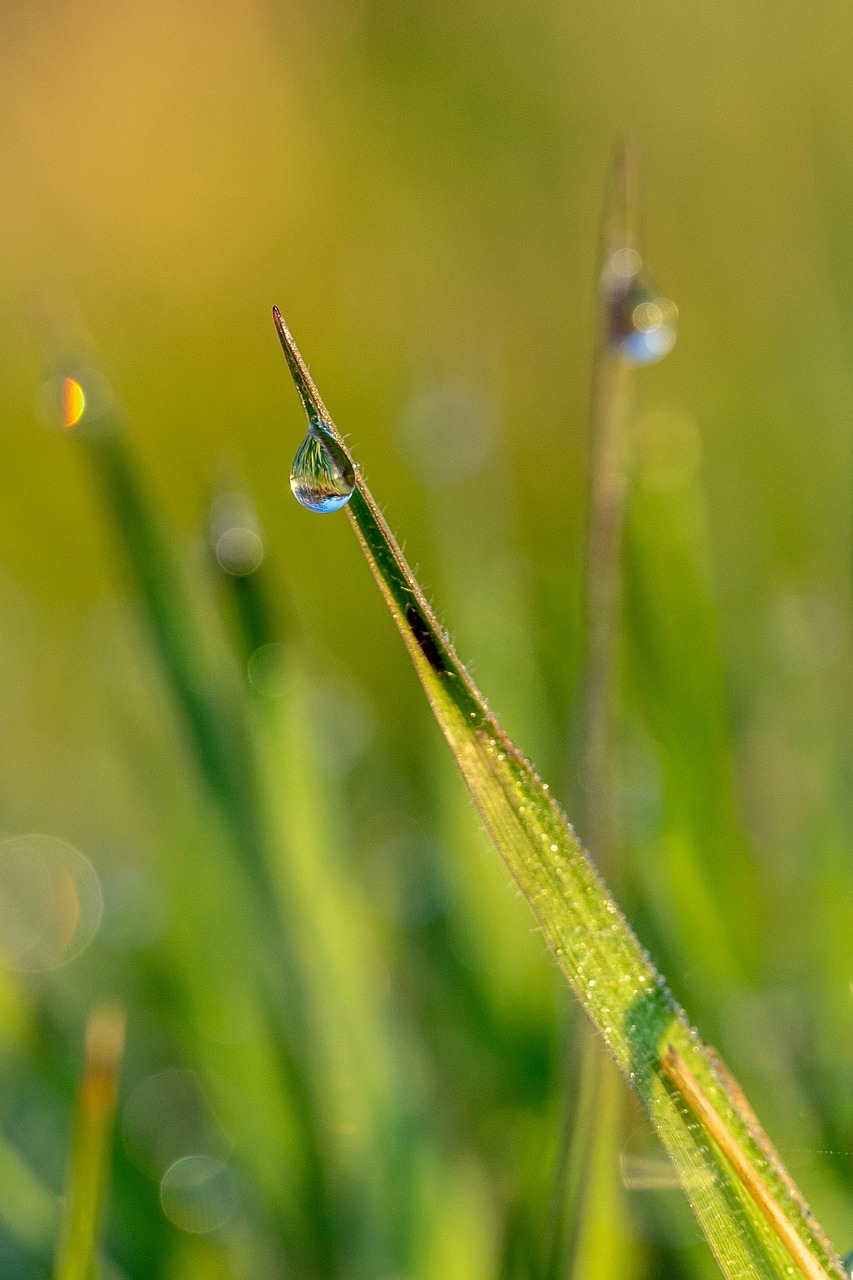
63,377 -> 85,429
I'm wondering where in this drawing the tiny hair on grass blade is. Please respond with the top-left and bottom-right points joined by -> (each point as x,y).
272,306 -> 846,1280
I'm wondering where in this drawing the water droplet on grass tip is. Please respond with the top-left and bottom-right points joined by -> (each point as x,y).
606,266 -> 678,366
291,422 -> 355,513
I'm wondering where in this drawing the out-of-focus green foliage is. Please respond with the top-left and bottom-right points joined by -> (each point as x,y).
2,3 -> 853,1278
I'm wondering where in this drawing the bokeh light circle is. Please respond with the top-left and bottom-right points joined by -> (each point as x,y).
247,643 -> 288,697
160,1154 -> 239,1234
122,1069 -> 223,1179
214,527 -> 264,576
0,835 -> 103,972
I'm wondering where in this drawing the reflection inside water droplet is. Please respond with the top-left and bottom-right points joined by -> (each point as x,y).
0,835 -> 103,972
606,265 -> 678,366
290,422 -> 355,513
160,1154 -> 239,1234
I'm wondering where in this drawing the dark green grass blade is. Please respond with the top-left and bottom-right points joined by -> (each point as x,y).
273,307 -> 846,1280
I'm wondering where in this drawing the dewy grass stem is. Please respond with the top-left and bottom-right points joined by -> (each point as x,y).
273,304 -> 847,1280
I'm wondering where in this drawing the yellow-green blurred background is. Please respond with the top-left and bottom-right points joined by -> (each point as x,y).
4,2 -> 853,1278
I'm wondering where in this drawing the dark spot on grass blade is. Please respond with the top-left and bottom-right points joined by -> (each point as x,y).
405,604 -> 448,675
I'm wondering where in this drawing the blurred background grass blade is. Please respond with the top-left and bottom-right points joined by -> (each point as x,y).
0,1132 -> 60,1263
73,403 -> 269,890
624,433 -> 762,990
576,137 -> 640,866
53,1005 -> 125,1280
274,308 -> 847,1280
547,139 -> 651,1280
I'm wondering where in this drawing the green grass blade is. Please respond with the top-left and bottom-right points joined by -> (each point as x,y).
577,138 -> 637,869
81,429 -> 269,888
548,138 -> 644,1280
272,307 -> 847,1280
53,1006 -> 125,1280
0,1131 -> 60,1259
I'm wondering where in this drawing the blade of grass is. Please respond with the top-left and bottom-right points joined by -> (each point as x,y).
579,137 -> 638,871
0,1130 -> 60,1258
545,138 -> 643,1280
624,441 -> 761,985
273,306 -> 847,1280
53,1005 -> 125,1280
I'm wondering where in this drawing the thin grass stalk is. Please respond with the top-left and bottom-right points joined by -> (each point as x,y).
579,138 -> 637,872
552,139 -> 649,1280
52,1006 -> 125,1280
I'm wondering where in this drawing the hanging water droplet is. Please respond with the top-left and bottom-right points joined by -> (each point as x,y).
290,422 -> 355,513
606,265 -> 678,366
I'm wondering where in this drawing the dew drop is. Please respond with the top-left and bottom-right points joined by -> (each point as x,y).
290,422 -> 355,513
607,266 -> 678,366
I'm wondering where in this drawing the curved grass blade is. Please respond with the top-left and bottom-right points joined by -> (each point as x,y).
273,307 -> 846,1280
